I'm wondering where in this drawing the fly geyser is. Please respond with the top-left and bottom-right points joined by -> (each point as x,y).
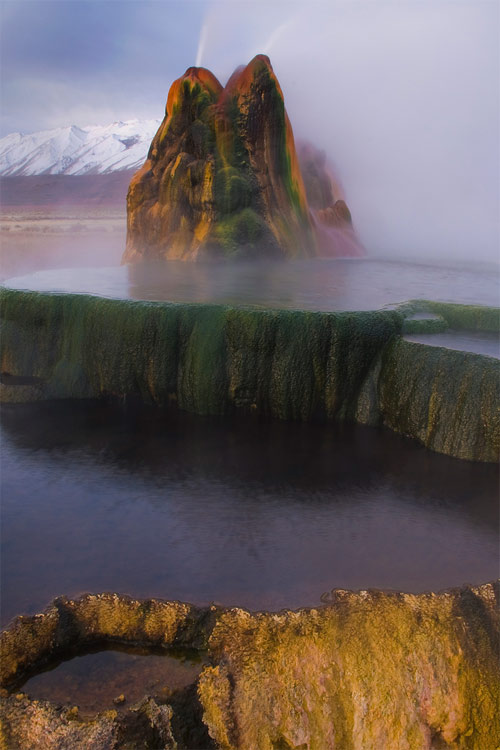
124,55 -> 359,262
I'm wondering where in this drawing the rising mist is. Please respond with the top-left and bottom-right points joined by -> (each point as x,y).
194,1 -> 499,265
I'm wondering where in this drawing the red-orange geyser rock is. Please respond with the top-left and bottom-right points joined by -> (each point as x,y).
124,55 -> 362,262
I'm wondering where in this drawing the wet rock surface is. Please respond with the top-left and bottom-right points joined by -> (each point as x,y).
1,586 -> 499,749
0,371 -> 46,403
357,336 -> 500,462
355,301 -> 500,461
1,288 -> 498,460
404,330 -> 499,359
0,693 -> 178,750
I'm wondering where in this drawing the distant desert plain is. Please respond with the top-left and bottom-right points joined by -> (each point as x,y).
0,174 -> 132,279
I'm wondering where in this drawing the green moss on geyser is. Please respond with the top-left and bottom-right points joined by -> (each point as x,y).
0,288 -> 401,420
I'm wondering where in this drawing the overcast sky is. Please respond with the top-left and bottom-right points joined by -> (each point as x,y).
1,0 -> 498,260
0,0 -> 302,135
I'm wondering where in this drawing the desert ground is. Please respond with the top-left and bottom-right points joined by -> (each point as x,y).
0,174 -> 131,280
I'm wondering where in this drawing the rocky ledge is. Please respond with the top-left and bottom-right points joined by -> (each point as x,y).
1,584 -> 499,749
1,289 -> 498,461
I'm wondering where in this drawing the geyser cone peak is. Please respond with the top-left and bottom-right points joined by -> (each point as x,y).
124,55 -> 360,262
223,54 -> 281,95
165,66 -> 223,116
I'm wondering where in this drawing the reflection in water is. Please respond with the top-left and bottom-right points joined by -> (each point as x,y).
17,645 -> 203,715
1,400 -> 498,624
4,257 -> 499,310
405,330 -> 500,359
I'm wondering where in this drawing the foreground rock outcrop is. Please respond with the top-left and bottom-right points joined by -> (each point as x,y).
124,55 -> 359,262
1,585 -> 499,749
1,288 -> 498,460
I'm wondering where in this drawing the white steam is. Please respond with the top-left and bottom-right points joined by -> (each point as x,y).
261,15 -> 299,56
195,18 -> 209,68
198,1 -> 499,265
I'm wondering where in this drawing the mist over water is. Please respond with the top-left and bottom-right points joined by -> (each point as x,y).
1,2 -> 497,271
5,257 -> 499,311
192,1 -> 499,265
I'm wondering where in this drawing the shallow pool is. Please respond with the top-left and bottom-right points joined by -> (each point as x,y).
4,257 -> 499,310
1,400 -> 497,625
17,645 -> 202,715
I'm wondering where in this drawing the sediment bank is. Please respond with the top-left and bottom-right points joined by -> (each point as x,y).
1,585 -> 499,749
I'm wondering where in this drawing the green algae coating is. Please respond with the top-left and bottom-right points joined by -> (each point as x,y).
401,315 -> 448,335
428,302 -> 500,332
2,290 -> 499,460
125,57 -> 317,263
0,288 -> 400,420
368,338 -> 500,462
400,300 -> 500,333
212,208 -> 272,257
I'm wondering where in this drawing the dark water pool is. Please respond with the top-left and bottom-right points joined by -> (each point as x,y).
404,330 -> 500,359
18,646 -> 202,715
1,400 -> 498,625
4,257 -> 499,310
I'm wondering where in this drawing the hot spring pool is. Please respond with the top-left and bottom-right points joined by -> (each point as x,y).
4,257 -> 499,310
1,256 -> 498,628
1,400 -> 498,625
15,645 -> 203,716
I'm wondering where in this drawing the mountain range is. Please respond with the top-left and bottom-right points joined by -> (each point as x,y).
0,120 -> 161,176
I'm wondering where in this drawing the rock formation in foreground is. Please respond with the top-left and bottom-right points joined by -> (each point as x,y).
124,55 -> 361,262
1,585 -> 499,748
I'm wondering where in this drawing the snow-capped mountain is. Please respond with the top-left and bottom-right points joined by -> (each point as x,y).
0,119 -> 161,176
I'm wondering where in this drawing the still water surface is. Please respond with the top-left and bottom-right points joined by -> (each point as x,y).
1,400 -> 498,625
18,646 -> 202,715
404,330 -> 500,359
4,258 -> 499,310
